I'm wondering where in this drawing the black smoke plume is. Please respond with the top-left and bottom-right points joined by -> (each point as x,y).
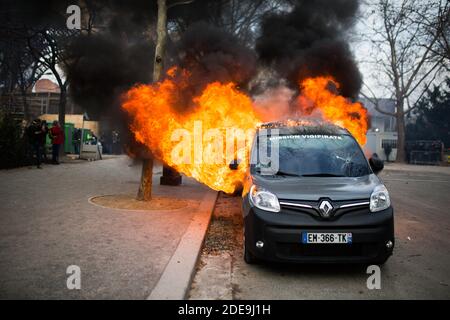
256,0 -> 362,99
65,1 -> 157,120
66,36 -> 154,120
169,22 -> 257,112
176,22 -> 256,88
61,1 -> 158,154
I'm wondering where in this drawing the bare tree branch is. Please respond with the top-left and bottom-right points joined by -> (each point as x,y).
357,0 -> 446,161
360,92 -> 397,117
167,0 -> 195,10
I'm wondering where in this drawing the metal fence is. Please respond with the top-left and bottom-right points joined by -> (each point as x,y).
406,140 -> 444,165
409,151 -> 443,165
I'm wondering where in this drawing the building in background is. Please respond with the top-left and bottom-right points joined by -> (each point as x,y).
362,98 -> 398,161
0,78 -> 83,120
34,79 -> 60,94
0,77 -> 106,154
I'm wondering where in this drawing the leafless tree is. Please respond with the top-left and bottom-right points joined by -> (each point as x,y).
1,1 -> 85,126
138,0 -> 194,201
359,0 -> 447,162
170,0 -> 286,46
0,44 -> 46,120
27,28 -> 80,129
16,61 -> 47,121
0,16 -> 48,120
415,0 -> 449,67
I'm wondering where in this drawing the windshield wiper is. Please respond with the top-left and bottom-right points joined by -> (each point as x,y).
301,173 -> 346,177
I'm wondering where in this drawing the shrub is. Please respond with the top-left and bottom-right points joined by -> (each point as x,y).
0,112 -> 29,169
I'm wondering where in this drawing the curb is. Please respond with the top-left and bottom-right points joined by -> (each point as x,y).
147,190 -> 219,300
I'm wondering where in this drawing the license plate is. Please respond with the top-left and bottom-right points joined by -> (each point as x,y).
302,232 -> 352,244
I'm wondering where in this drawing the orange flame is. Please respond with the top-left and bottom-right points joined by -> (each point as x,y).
122,71 -> 368,193
297,76 -> 368,145
122,70 -> 258,193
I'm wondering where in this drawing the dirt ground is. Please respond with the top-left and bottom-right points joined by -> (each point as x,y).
202,193 -> 243,255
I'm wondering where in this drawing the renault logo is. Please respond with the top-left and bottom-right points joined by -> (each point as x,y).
319,200 -> 334,218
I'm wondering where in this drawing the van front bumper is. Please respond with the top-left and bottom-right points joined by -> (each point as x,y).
243,202 -> 395,264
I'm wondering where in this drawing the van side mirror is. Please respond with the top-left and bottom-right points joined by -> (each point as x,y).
369,153 -> 384,174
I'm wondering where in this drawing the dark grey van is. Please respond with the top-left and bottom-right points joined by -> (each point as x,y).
241,120 -> 394,264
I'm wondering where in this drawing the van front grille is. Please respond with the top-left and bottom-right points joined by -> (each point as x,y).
279,198 -> 370,219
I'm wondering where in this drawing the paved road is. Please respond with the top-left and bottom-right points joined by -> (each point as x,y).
190,164 -> 450,299
0,156 -> 209,299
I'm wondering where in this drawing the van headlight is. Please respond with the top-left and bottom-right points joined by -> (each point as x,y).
370,185 -> 391,212
249,185 -> 280,212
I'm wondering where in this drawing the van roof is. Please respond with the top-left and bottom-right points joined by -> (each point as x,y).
257,119 -> 349,136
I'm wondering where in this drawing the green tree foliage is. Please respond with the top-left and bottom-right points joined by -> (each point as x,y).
406,78 -> 450,148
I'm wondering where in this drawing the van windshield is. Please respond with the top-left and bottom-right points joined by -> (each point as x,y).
253,134 -> 370,178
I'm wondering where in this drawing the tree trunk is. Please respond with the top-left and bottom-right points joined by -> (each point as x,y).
50,64 -> 67,157
155,0 -> 182,186
153,0 -> 168,83
395,104 -> 406,163
20,88 -> 30,122
58,86 -> 67,157
137,0 -> 167,201
137,158 -> 154,201
58,87 -> 66,129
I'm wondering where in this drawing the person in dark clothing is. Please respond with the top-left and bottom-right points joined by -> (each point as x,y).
90,133 -> 98,145
73,128 -> 81,155
40,120 -> 48,163
112,131 -> 121,155
383,144 -> 393,162
102,131 -> 113,154
27,119 -> 43,168
49,120 -> 64,164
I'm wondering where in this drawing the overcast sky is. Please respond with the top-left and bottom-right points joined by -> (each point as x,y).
39,0 -> 442,103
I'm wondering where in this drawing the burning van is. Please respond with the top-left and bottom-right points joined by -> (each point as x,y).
240,120 -> 394,264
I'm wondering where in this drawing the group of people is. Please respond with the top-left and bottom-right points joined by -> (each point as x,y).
27,119 -> 64,168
